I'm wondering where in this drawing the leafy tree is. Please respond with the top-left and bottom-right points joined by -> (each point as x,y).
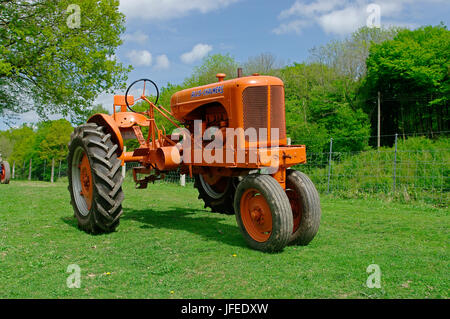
7,125 -> 36,167
0,130 -> 14,158
363,24 -> 450,139
309,26 -> 399,81
0,0 -> 130,122
36,119 -> 73,162
280,62 -> 371,153
184,54 -> 239,87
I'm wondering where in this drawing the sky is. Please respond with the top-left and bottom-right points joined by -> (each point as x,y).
1,0 -> 449,129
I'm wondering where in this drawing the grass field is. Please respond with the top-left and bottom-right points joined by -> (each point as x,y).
0,180 -> 448,299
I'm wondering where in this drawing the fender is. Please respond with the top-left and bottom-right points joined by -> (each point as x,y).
87,113 -> 124,156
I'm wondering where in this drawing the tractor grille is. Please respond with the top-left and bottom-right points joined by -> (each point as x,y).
270,86 -> 286,140
242,85 -> 286,143
243,86 -> 268,141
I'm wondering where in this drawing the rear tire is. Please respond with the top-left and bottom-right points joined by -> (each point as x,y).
194,174 -> 237,215
234,174 -> 292,252
1,161 -> 10,184
286,170 -> 321,246
67,123 -> 124,234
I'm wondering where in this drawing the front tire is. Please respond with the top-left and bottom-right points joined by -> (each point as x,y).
67,123 -> 124,234
286,170 -> 321,246
234,174 -> 293,252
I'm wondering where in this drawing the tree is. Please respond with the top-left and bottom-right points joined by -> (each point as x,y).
243,52 -> 280,76
309,26 -> 399,81
184,54 -> 239,87
7,125 -> 36,167
280,62 -> 371,153
36,119 -> 73,163
0,0 -> 130,122
0,131 -> 14,158
364,24 -> 450,139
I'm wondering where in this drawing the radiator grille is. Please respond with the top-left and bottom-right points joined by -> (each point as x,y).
270,85 -> 286,140
242,86 -> 268,141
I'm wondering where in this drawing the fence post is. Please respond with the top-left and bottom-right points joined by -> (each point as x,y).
180,174 -> 186,187
28,158 -> 32,181
51,158 -> 55,183
393,133 -> 398,194
122,146 -> 126,178
12,161 -> 15,179
287,137 -> 291,146
327,138 -> 333,194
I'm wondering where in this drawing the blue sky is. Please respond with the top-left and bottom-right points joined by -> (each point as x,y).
1,0 -> 449,129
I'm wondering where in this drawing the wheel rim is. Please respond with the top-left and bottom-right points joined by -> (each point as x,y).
199,174 -> 228,199
286,188 -> 302,234
240,188 -> 273,242
72,147 -> 93,216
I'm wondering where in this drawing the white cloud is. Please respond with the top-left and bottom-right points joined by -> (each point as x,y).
119,0 -> 240,21
273,20 -> 309,35
273,0 -> 437,36
317,6 -> 364,35
122,30 -> 149,45
180,44 -> 213,64
279,0 -> 341,19
126,50 -> 152,66
154,54 -> 170,70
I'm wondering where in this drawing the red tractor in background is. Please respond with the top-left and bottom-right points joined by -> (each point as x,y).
0,153 -> 10,184
67,72 -> 321,252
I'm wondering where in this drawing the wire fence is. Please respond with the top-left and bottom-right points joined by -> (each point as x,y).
8,133 -> 449,207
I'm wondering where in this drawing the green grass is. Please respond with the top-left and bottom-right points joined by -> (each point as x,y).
0,180 -> 448,299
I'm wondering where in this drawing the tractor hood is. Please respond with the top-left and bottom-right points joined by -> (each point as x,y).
170,75 -> 284,122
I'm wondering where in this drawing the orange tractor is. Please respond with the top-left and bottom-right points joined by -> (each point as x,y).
67,73 -> 321,252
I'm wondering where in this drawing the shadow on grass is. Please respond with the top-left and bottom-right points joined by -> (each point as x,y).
61,207 -> 247,249
122,207 -> 248,249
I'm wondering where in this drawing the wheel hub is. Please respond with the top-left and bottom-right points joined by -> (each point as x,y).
79,153 -> 93,210
240,189 -> 273,242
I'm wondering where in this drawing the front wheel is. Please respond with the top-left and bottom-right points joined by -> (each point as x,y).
67,123 -> 124,234
286,170 -> 321,246
234,174 -> 293,252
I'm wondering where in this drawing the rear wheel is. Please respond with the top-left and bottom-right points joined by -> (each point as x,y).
194,174 -> 237,215
1,161 -> 10,184
286,170 -> 321,246
234,174 -> 293,252
67,123 -> 124,234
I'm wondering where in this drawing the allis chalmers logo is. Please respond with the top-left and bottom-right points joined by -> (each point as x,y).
191,85 -> 224,98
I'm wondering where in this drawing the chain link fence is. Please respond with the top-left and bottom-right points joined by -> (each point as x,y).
8,133 -> 449,207
295,132 -> 449,207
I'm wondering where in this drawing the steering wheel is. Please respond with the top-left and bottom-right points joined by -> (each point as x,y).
125,78 -> 160,113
